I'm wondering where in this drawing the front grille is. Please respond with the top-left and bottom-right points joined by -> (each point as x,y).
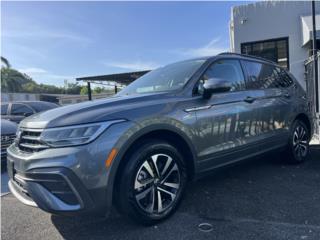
1,134 -> 16,150
18,129 -> 49,153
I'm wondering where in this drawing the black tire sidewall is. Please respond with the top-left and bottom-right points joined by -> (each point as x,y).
117,140 -> 187,224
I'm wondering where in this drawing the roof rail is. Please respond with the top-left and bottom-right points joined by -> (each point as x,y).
218,52 -> 277,65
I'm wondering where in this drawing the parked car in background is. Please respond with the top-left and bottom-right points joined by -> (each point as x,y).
1,101 -> 59,123
1,119 -> 17,167
7,53 -> 312,225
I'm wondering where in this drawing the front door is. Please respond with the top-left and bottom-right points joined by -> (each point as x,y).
190,58 -> 258,171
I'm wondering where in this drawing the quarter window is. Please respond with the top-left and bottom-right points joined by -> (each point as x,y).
276,68 -> 294,87
197,59 -> 245,94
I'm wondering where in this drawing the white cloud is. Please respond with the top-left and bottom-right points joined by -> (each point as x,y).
4,29 -> 91,44
18,67 -> 75,86
18,67 -> 47,74
178,37 -> 229,57
103,60 -> 159,71
46,74 -> 75,80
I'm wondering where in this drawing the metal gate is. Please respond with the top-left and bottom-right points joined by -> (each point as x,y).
305,53 -> 320,143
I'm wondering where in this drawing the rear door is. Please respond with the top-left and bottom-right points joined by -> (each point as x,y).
241,60 -> 292,148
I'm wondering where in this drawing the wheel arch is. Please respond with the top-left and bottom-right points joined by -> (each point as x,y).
111,126 -> 197,205
293,113 -> 312,136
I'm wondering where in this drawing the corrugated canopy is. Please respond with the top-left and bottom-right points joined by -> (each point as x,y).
76,70 -> 150,85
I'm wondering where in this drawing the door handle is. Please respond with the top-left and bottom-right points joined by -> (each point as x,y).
244,96 -> 256,103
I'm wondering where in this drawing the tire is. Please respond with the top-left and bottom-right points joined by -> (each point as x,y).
285,119 -> 310,164
116,139 -> 187,225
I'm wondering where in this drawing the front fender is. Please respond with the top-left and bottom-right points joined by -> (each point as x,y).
105,117 -> 198,209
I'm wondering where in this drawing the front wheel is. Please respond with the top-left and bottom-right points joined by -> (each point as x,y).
285,119 -> 310,164
116,140 -> 187,225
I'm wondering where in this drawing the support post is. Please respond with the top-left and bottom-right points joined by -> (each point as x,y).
311,0 -> 320,144
87,82 -> 92,101
114,85 -> 118,94
312,0 -> 319,113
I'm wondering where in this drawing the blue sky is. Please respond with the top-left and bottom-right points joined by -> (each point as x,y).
2,1 -> 248,86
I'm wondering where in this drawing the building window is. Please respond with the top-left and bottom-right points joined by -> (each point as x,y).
241,37 -> 289,69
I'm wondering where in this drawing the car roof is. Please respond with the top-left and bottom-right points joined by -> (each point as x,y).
180,53 -> 279,68
216,52 -> 279,66
2,101 -> 58,105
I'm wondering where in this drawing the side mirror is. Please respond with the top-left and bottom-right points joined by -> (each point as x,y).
23,112 -> 32,117
202,78 -> 232,99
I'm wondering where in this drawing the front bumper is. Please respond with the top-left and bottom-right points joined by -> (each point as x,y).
6,121 -> 134,215
7,165 -> 94,214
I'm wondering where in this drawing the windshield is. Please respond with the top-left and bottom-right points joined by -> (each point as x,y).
119,59 -> 205,95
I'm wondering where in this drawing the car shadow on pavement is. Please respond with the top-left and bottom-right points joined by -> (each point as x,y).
51,149 -> 320,240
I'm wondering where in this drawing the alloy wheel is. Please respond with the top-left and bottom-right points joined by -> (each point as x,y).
292,124 -> 309,159
134,153 -> 181,214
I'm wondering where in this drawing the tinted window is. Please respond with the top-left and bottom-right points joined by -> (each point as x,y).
27,102 -> 58,112
11,104 -> 34,116
198,59 -> 245,93
1,104 -> 8,115
243,61 -> 281,89
243,61 -> 294,89
276,68 -> 294,87
119,59 -> 205,95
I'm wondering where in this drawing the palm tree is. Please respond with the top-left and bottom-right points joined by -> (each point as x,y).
1,56 -> 11,68
1,57 -> 27,92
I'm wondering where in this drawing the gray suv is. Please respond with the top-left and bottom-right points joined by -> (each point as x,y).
7,53 -> 312,225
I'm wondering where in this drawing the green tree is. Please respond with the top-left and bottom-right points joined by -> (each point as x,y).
1,68 -> 31,92
93,86 -> 104,94
1,57 -> 83,94
80,86 -> 88,95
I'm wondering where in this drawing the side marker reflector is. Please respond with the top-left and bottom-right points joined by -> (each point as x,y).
106,148 -> 117,168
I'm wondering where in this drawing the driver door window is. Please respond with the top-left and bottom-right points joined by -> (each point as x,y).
11,104 -> 34,116
197,59 -> 245,95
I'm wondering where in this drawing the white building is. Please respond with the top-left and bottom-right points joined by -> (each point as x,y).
230,1 -> 319,89
230,1 -> 320,144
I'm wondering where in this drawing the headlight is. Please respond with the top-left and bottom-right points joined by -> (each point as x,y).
40,120 -> 125,147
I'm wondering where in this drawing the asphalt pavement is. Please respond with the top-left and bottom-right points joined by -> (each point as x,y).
1,149 -> 320,240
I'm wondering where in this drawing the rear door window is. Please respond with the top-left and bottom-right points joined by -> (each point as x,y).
242,60 -> 284,89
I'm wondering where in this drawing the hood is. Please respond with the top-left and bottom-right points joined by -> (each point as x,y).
20,92 -> 175,129
1,119 -> 18,135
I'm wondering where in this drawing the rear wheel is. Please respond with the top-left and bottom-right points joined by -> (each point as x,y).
116,140 -> 187,225
286,119 -> 310,164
